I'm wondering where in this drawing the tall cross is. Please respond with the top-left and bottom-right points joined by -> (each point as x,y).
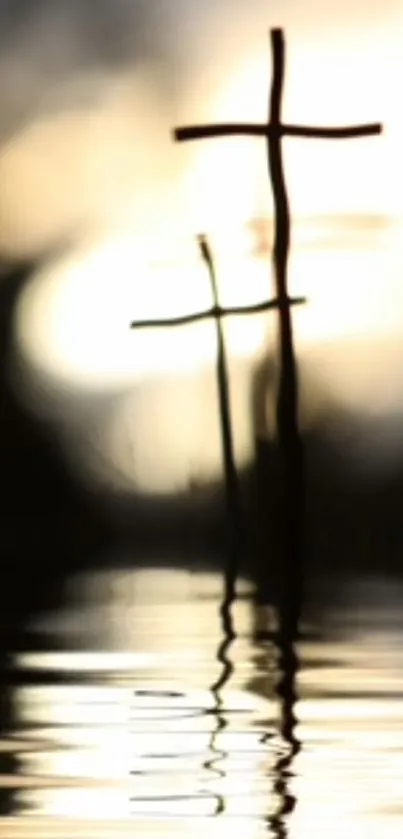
173,28 -> 382,636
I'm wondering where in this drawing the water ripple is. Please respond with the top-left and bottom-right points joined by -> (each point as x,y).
1,567 -> 403,838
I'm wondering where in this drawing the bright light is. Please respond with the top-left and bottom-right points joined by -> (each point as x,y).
180,35 -> 389,228
14,214 -> 403,494
12,27 -> 403,495
10,569 -> 272,834
15,231 -> 269,390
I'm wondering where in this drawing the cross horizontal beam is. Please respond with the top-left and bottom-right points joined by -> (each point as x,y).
130,295 -> 306,330
175,121 -> 382,143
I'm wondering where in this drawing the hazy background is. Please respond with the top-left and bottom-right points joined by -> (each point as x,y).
0,0 -> 401,258
1,0 -> 403,510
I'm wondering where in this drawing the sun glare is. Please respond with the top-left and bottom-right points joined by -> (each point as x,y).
12,27 -> 403,496
14,30 -> 400,394
15,230 -> 270,391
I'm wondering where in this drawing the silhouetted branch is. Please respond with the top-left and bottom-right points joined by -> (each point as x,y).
198,234 -> 240,614
175,121 -> 381,142
130,295 -> 306,330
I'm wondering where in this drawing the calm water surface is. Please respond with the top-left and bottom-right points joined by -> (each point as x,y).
1,565 -> 403,838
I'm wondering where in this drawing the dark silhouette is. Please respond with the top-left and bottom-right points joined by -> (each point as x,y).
0,258 -> 113,649
174,27 -> 381,625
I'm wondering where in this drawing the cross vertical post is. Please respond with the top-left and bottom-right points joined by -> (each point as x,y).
267,29 -> 302,644
198,233 -> 240,634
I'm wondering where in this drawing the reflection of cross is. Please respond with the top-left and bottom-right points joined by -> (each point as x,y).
174,29 -> 382,633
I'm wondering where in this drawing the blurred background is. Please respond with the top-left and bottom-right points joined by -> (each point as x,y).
1,0 -> 403,579
2,1 -> 403,836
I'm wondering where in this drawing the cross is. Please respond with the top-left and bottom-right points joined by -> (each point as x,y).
173,28 -> 382,634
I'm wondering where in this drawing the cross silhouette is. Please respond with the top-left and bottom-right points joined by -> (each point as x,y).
173,28 -> 382,631
174,28 -> 381,350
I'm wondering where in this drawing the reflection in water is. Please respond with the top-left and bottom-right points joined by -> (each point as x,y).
269,631 -> 300,838
1,567 -> 403,837
205,598 -> 234,818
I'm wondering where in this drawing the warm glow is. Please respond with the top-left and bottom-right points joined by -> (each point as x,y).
16,231 -> 268,390
16,217 -> 403,394
290,232 -> 403,345
0,67 -> 178,259
9,570 -> 272,834
14,213 -> 403,494
6,569 -> 403,837
14,229 -> 271,493
12,23 -> 403,495
180,34 -> 390,231
4,9 -> 403,839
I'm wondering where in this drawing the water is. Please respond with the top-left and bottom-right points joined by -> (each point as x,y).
1,565 -> 403,838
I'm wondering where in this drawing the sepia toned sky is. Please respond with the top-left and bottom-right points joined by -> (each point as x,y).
0,0 -> 402,256
4,1 -> 403,496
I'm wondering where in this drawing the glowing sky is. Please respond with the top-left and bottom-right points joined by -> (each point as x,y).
0,0 -> 401,254
3,1 -> 403,495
